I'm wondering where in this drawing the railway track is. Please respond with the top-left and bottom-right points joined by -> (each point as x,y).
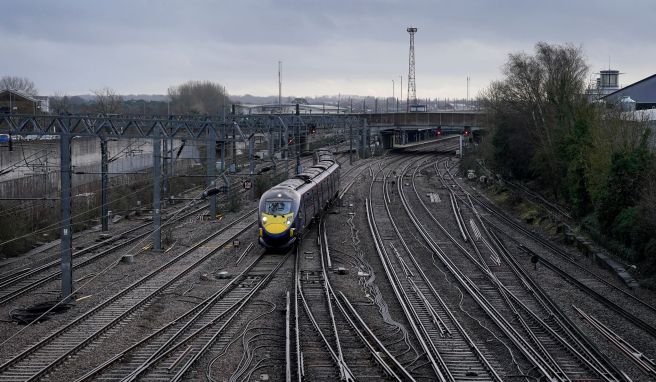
0,209 -> 257,382
366,153 -> 501,381
403,157 -> 627,381
78,251 -> 290,382
0,203 -> 210,305
0,176 -> 260,306
442,161 -> 656,338
293,218 -> 408,381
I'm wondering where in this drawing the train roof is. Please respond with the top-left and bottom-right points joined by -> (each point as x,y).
273,150 -> 337,191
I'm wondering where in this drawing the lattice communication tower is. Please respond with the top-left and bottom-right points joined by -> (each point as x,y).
406,27 -> 418,112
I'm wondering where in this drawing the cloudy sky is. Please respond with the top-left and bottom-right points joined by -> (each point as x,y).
1,0 -> 654,99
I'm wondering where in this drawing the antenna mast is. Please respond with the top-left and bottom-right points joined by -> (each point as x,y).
278,61 -> 282,110
406,27 -> 418,112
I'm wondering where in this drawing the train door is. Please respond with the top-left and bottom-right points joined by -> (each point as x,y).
303,191 -> 314,222
302,193 -> 308,229
320,179 -> 326,208
329,172 -> 334,198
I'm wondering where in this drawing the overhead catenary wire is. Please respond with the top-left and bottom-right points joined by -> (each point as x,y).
0,180 -> 156,247
0,165 -> 218,245
0,180 -> 224,347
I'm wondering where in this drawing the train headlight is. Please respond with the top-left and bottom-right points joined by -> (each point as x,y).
261,216 -> 267,223
286,217 -> 292,225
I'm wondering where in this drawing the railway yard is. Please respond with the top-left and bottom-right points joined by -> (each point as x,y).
0,138 -> 655,382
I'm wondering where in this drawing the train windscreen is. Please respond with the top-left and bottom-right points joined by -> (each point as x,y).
264,200 -> 292,215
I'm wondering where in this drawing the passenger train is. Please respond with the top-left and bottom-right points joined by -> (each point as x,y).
258,149 -> 340,249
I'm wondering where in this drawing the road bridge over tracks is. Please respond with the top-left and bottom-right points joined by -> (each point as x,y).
357,111 -> 487,148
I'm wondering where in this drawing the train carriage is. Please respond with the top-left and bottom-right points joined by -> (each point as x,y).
258,149 -> 340,249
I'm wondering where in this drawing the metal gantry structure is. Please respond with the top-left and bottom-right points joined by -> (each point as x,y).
406,27 -> 418,112
0,111 -> 365,300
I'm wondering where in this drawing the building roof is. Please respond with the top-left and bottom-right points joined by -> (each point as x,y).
0,88 -> 40,103
602,73 -> 656,103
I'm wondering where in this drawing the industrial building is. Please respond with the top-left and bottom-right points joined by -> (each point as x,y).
0,89 -> 49,114
603,73 -> 656,110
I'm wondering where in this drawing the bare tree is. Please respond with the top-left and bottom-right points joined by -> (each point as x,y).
482,42 -> 589,197
50,91 -> 72,114
91,87 -> 123,115
168,81 -> 229,115
0,76 -> 38,96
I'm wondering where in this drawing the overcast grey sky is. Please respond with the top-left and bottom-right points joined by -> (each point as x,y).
1,0 -> 654,99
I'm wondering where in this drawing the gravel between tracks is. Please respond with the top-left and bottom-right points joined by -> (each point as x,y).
0,198 -> 259,379
4,151 -> 652,381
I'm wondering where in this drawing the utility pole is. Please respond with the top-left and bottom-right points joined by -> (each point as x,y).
60,130 -> 73,299
399,75 -> 403,109
162,138 -> 169,202
208,124 -> 217,220
278,61 -> 282,111
100,138 -> 109,231
392,79 -> 395,112
466,76 -> 470,109
406,27 -> 418,112
152,129 -> 161,251
349,123 -> 353,165
296,104 -> 302,174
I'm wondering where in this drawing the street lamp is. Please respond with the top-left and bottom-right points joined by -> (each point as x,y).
392,80 -> 395,112
398,75 -> 403,112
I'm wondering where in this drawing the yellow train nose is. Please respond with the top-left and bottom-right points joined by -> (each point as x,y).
264,223 -> 288,235
261,212 -> 293,235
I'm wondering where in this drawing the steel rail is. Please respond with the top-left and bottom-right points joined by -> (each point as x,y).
452,156 -> 656,340
0,180 -> 246,305
400,159 -> 570,380
572,305 -> 656,377
317,219 -> 347,379
318,216 -> 409,381
75,250 -> 269,381
120,252 -> 291,382
433,160 -> 627,381
433,162 -> 604,378
0,208 -> 257,382
365,157 -> 448,381
296,251 -> 356,381
466,179 -> 656,315
337,291 -> 417,382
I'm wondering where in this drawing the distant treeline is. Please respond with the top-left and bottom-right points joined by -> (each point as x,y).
49,81 -> 231,116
